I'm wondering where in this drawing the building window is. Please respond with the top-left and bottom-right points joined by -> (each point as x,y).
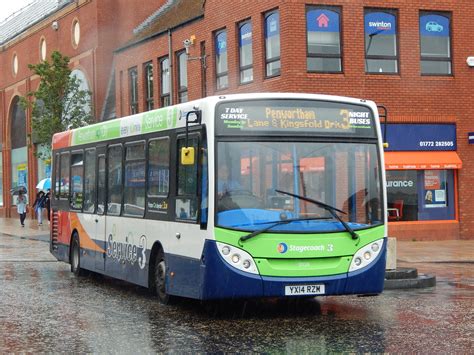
40,37 -> 47,61
306,6 -> 342,73
144,62 -> 154,111
238,20 -> 253,84
160,57 -> 170,107
10,97 -> 27,199
72,19 -> 80,47
177,51 -> 188,103
420,12 -> 452,75
215,29 -> 228,90
128,67 -> 138,114
12,53 -> 18,76
264,9 -> 280,78
364,9 -> 398,74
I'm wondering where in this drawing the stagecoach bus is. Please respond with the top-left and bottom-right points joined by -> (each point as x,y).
50,93 -> 387,303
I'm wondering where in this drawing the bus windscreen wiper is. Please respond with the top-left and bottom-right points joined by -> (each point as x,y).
275,189 -> 359,240
240,217 -> 330,242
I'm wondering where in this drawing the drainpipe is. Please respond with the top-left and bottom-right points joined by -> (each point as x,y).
168,28 -> 173,105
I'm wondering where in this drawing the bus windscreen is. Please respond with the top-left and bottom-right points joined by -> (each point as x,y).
216,99 -> 377,137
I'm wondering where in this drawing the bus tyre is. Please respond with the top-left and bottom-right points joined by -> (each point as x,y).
154,250 -> 171,304
70,233 -> 84,276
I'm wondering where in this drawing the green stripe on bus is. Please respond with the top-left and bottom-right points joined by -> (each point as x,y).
71,107 -> 179,146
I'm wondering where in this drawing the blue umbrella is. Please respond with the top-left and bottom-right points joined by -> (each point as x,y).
36,178 -> 51,190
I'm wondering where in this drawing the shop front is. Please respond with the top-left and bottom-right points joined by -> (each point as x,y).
383,124 -> 461,240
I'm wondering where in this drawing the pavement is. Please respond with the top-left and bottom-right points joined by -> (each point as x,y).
0,217 -> 473,264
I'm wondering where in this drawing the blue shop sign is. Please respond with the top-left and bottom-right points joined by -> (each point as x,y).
365,12 -> 396,36
307,9 -> 340,33
420,15 -> 449,37
382,124 -> 456,151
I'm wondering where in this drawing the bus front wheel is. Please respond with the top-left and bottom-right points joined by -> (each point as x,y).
70,233 -> 84,276
154,250 -> 171,304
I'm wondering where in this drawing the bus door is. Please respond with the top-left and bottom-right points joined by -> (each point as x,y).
94,149 -> 107,271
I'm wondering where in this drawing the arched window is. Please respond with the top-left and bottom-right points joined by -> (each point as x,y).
70,69 -> 91,115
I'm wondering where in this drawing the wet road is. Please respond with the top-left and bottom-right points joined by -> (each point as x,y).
1,233 -> 473,353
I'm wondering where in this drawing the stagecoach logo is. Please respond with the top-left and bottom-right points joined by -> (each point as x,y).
277,242 -> 288,253
106,233 -> 147,269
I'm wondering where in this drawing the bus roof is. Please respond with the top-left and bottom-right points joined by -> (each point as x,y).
52,93 -> 377,149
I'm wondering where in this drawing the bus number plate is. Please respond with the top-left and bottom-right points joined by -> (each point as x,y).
285,284 -> 325,296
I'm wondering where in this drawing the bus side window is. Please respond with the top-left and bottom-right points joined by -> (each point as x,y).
97,156 -> 106,215
107,145 -> 123,216
54,153 -> 60,200
83,148 -> 96,213
176,136 -> 199,221
70,151 -> 84,210
59,153 -> 70,201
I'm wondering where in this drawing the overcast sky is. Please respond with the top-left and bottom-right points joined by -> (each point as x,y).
0,0 -> 33,23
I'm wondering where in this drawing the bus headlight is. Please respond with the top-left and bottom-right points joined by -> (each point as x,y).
349,239 -> 384,272
216,242 -> 259,275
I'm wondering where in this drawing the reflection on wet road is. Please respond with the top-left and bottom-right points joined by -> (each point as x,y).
1,234 -> 472,353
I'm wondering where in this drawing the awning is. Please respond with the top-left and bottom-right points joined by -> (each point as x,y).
384,151 -> 462,170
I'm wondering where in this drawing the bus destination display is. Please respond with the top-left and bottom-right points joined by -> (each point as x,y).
216,99 -> 376,137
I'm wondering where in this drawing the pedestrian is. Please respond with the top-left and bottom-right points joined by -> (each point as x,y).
17,191 -> 27,227
32,191 -> 46,226
45,189 -> 51,224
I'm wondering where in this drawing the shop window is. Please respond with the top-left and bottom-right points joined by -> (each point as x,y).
0,154 -> 3,206
264,10 -> 280,77
215,29 -> 228,90
364,9 -> 398,74
306,6 -> 342,73
419,12 -> 452,75
386,169 -> 455,222
238,20 -> 253,84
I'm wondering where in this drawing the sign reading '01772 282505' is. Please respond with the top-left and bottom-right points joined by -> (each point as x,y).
215,99 -> 377,137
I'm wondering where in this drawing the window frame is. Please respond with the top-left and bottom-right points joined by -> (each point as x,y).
128,67 -> 139,114
306,5 -> 343,74
214,28 -> 229,91
364,8 -> 400,75
419,11 -> 453,76
238,19 -> 253,85
263,9 -> 281,78
143,61 -> 154,111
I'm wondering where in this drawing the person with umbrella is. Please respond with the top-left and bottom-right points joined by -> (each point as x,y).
32,191 -> 47,226
17,191 -> 27,227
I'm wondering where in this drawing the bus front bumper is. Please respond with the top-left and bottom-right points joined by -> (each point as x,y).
200,240 -> 386,300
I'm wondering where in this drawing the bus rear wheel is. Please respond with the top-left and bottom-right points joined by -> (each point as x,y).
154,250 -> 171,304
70,233 -> 84,276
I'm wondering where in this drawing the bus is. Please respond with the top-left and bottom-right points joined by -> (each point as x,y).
50,93 -> 387,303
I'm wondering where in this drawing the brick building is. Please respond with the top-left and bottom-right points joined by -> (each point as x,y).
1,0 -> 473,240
